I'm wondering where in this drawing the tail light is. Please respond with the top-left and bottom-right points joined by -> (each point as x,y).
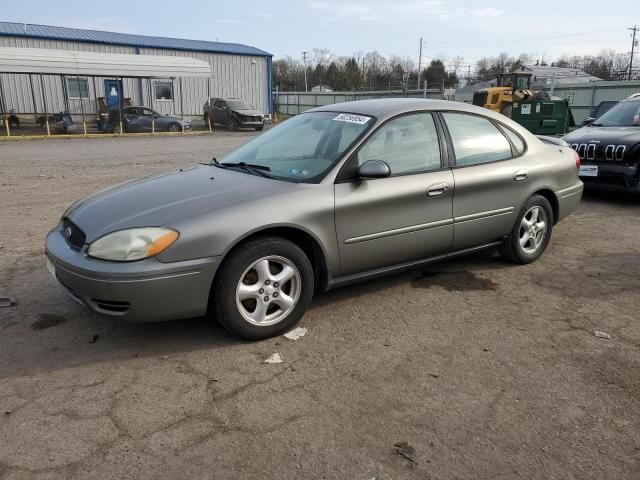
573,149 -> 581,168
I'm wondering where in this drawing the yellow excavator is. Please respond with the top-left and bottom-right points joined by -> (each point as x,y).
472,70 -> 573,135
472,71 -> 534,117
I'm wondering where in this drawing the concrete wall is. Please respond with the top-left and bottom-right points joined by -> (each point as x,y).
0,36 -> 270,118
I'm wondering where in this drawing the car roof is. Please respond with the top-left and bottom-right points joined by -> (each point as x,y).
309,98 -> 497,120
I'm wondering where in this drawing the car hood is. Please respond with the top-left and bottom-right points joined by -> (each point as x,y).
232,109 -> 262,117
65,165 -> 296,242
564,126 -> 640,146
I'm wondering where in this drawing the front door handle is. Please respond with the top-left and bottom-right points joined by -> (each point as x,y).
514,170 -> 529,181
427,183 -> 449,197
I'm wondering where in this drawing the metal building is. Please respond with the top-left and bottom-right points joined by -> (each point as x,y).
0,22 -> 273,118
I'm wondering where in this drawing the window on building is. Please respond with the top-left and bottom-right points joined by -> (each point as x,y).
66,77 -> 89,99
443,113 -> 513,166
155,81 -> 173,100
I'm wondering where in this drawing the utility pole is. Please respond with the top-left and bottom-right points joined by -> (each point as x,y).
629,25 -> 638,81
301,51 -> 309,92
467,64 -> 471,86
417,37 -> 423,90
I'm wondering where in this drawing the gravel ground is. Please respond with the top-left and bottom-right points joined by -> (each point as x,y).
0,133 -> 639,480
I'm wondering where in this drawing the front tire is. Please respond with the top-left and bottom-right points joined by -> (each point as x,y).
499,195 -> 553,264
229,117 -> 239,131
167,122 -> 181,133
212,237 -> 314,340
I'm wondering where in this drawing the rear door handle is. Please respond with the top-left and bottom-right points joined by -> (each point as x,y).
513,170 -> 529,181
427,183 -> 449,197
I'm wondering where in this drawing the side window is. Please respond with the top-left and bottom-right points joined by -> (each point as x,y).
497,124 -> 526,155
357,113 -> 441,176
443,113 -> 513,166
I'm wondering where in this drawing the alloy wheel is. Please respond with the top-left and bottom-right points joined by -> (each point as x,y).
235,255 -> 301,326
519,206 -> 547,254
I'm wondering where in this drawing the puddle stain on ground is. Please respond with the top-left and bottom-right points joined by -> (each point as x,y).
411,270 -> 497,291
31,313 -> 67,330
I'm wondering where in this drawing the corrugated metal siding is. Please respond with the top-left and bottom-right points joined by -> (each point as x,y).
0,22 -> 272,57
0,36 -> 269,117
140,47 -> 268,115
0,35 -> 138,114
546,80 -> 640,124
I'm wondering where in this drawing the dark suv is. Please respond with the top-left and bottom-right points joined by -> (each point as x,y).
203,98 -> 264,131
563,94 -> 640,190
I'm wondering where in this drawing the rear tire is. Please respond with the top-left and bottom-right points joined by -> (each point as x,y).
212,237 -> 314,340
499,195 -> 553,264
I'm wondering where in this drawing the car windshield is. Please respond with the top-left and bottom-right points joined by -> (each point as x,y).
227,100 -> 255,110
592,99 -> 640,127
221,111 -> 374,182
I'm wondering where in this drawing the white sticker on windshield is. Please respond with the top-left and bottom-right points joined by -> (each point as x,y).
333,113 -> 371,124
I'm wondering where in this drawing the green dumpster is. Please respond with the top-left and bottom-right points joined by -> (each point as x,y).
510,99 -> 572,135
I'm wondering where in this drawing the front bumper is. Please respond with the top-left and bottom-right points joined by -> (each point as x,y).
579,162 -> 639,189
45,226 -> 221,322
239,120 -> 263,127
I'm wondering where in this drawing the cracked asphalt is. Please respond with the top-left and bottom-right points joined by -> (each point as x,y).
1,132 -> 639,479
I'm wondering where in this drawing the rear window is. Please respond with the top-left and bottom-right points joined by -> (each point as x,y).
497,124 -> 526,155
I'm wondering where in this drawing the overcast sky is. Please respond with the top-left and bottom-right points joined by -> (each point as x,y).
3,0 -> 637,65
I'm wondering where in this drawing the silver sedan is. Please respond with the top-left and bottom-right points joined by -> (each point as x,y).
45,99 -> 583,339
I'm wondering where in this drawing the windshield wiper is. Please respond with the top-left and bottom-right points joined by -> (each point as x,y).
214,161 -> 274,179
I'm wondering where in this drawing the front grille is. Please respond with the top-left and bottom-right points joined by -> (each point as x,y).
569,143 -> 627,163
62,218 -> 86,250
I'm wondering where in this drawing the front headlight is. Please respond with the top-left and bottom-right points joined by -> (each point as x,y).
88,227 -> 179,261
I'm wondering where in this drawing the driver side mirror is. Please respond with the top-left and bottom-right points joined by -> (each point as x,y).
358,159 -> 391,179
583,116 -> 596,126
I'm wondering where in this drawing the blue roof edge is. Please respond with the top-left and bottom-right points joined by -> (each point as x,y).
0,22 -> 273,57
